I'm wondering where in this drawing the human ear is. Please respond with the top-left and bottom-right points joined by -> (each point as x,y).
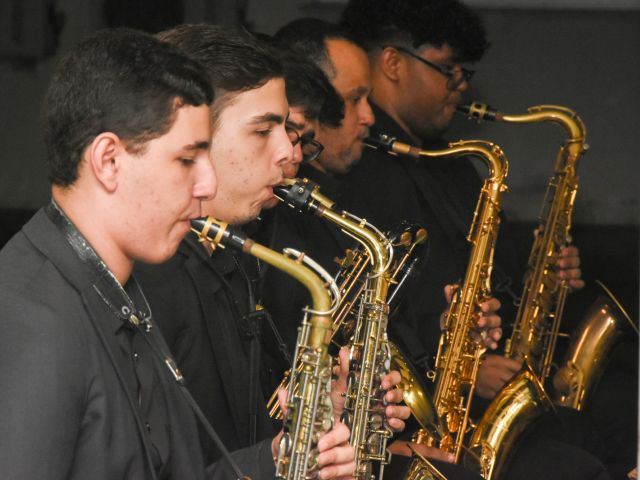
87,132 -> 123,193
379,48 -> 402,82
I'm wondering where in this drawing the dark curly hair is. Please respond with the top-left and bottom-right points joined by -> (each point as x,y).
274,48 -> 344,128
340,0 -> 489,62
42,28 -> 213,187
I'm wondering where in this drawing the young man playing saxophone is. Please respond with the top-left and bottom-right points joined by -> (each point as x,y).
0,27 -> 259,479
135,24 -> 414,479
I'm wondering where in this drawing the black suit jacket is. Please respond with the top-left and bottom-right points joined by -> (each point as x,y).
134,235 -> 276,464
0,209 -> 274,480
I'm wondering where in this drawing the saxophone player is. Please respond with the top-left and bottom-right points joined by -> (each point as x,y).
134,25 -> 357,479
338,0 -> 630,479
256,18 -> 500,480
134,24 -> 411,479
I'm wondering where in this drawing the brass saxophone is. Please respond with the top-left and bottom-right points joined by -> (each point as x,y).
274,178 -> 396,479
365,134 -> 509,469
460,102 -> 588,380
554,280 -> 638,409
190,217 -> 337,480
453,102 -> 590,479
266,221 -> 427,419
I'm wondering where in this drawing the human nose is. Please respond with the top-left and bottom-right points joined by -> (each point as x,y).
282,143 -> 303,179
193,154 -> 217,201
359,98 -> 375,127
275,127 -> 294,169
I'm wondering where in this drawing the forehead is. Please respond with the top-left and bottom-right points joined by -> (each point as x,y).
287,105 -> 308,127
220,77 -> 288,122
325,38 -> 370,95
417,43 -> 457,62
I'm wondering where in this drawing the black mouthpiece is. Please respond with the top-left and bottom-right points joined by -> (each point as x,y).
458,102 -> 498,122
190,217 -> 247,251
364,134 -> 397,153
274,178 -> 317,211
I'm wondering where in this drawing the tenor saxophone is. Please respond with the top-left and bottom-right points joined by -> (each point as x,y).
365,134 -> 509,471
275,178 -> 396,479
190,217 -> 337,480
459,102 -> 588,380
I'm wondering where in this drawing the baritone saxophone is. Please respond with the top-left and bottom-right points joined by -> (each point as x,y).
365,134 -> 509,473
190,217 -> 339,480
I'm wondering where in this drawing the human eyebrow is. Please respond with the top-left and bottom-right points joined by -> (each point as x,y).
286,118 -> 305,130
248,113 -> 285,125
346,86 -> 370,98
181,140 -> 210,151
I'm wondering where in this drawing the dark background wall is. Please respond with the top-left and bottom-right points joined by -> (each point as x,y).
0,0 -> 637,319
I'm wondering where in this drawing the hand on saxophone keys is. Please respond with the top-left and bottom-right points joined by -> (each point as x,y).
331,347 -> 411,433
557,245 -> 585,292
441,285 -> 503,350
272,389 -> 357,479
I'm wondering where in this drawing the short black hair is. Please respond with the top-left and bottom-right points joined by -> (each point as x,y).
158,24 -> 283,128
43,27 -> 213,187
340,0 -> 489,62
275,49 -> 344,128
273,18 -> 362,79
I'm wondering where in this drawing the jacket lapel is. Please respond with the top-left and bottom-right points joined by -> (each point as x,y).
182,247 -> 250,444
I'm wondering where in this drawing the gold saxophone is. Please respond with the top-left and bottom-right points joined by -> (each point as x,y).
275,178 -> 396,479
463,104 -> 638,416
365,134 -> 509,476
190,217 -> 337,480
454,102 -> 590,479
460,102 -> 588,379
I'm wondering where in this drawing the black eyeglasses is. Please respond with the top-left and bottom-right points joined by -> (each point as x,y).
386,45 -> 474,90
286,126 -> 324,164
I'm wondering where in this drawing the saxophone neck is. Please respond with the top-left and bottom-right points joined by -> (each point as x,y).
460,101 -> 588,153
191,216 -> 334,345
276,177 -> 392,299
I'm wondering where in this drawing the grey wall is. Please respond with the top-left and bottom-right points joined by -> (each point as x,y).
0,1 -> 638,227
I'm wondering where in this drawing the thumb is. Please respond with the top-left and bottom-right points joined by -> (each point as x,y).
443,284 -> 454,305
277,388 -> 288,416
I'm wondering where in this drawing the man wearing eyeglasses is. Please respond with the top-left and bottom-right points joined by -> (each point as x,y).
338,1 -> 615,479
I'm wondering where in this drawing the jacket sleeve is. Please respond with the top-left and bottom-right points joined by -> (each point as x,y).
0,296 -> 87,480
205,438 -> 275,480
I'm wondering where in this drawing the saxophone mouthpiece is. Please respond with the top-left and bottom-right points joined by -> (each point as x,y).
364,134 -> 397,153
458,102 -> 500,122
190,216 -> 247,251
274,177 -> 316,211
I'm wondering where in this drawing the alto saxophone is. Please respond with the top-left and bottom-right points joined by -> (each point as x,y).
365,134 -> 509,471
190,217 -> 338,480
460,102 -> 588,380
274,178 -> 396,479
266,221 -> 427,419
